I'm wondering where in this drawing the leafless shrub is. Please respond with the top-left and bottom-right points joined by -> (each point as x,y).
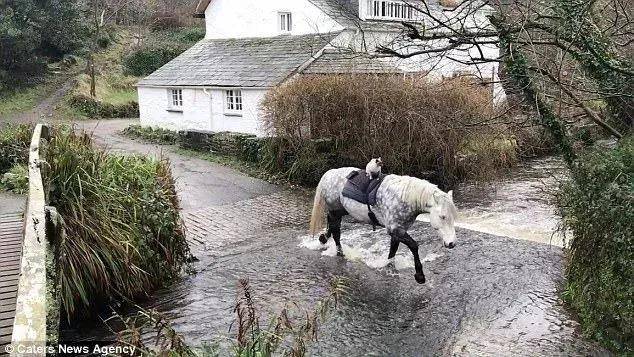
262,74 -> 519,185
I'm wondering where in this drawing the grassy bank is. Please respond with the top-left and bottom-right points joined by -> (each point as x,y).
60,30 -> 139,120
62,26 -> 203,120
0,70 -> 74,118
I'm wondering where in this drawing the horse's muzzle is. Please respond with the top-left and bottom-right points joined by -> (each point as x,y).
445,242 -> 455,249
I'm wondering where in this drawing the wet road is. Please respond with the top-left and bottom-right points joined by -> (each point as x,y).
60,120 -> 608,356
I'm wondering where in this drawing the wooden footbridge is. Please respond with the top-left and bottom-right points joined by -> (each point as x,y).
0,211 -> 24,355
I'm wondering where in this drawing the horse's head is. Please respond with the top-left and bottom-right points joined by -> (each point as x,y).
429,190 -> 457,249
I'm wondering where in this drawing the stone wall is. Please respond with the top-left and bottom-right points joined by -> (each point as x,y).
178,130 -> 260,157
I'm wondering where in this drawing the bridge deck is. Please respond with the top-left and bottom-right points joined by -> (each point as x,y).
0,212 -> 24,354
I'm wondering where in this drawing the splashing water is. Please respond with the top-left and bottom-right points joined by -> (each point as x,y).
298,227 -> 443,271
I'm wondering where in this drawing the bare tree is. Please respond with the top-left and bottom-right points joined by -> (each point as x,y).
361,0 -> 632,164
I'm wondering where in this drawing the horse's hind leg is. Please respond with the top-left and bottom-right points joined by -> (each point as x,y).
390,228 -> 425,284
319,227 -> 332,244
325,210 -> 345,256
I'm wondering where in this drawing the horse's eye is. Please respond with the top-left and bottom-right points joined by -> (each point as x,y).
440,215 -> 446,220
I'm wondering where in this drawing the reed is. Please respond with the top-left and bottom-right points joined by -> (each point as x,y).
45,129 -> 190,319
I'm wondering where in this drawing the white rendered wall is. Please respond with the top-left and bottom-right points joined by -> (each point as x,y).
208,88 -> 267,135
204,0 -> 344,39
138,86 -> 268,136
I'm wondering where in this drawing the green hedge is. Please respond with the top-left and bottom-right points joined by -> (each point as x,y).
259,137 -> 338,186
560,136 -> 633,353
68,95 -> 139,119
123,28 -> 204,77
123,46 -> 185,77
121,125 -> 179,145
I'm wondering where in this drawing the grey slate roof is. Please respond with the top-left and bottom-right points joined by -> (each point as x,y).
138,33 -> 340,87
302,50 -> 401,74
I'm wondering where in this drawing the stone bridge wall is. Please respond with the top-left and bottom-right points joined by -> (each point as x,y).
11,124 -> 59,356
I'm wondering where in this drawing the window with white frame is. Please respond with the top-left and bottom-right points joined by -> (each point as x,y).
370,0 -> 414,20
279,12 -> 292,32
169,88 -> 183,109
225,89 -> 243,114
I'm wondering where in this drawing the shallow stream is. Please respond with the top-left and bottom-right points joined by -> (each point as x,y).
62,156 -> 608,356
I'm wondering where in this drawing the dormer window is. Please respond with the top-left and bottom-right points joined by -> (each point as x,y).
370,0 -> 414,20
279,12 -> 292,32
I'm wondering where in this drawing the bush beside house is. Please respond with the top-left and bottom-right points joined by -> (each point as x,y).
261,75 -> 520,186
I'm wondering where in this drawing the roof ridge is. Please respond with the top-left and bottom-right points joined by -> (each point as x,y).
198,31 -> 344,43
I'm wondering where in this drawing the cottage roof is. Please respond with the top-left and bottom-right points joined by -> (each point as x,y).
302,50 -> 400,74
138,33 -> 340,87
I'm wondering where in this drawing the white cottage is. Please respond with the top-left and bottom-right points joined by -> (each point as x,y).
137,0 -> 503,136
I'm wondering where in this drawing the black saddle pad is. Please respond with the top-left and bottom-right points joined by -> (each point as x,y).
341,170 -> 386,206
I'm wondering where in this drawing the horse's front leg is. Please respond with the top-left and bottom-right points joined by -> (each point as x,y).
386,235 -> 399,267
390,228 -> 425,284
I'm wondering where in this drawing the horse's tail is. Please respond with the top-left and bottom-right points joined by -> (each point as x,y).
309,176 -> 327,236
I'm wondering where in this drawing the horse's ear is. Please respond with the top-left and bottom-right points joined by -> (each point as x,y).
448,190 -> 453,200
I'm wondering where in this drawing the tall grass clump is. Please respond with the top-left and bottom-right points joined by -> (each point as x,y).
45,129 -> 190,319
0,123 -> 33,174
261,75 -> 518,186
559,136 -> 633,353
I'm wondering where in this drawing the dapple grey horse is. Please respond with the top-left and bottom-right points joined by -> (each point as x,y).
309,167 -> 458,284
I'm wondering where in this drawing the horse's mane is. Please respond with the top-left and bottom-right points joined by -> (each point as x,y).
395,176 -> 458,216
394,176 -> 438,210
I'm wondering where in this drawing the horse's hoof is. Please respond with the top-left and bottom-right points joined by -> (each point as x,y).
319,234 -> 328,244
415,273 -> 426,284
336,250 -> 345,257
